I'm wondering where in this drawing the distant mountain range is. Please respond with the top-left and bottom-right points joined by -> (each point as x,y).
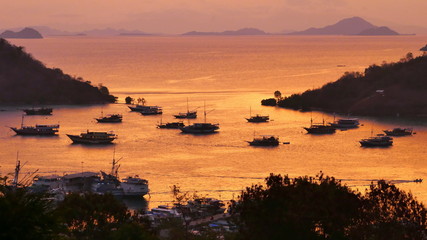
0,26 -> 150,36
288,17 -> 400,36
0,28 -> 43,39
183,28 -> 267,36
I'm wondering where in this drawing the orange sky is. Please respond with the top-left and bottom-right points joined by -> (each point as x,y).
1,0 -> 426,34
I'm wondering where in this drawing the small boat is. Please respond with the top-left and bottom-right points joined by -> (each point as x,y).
414,179 -> 423,183
246,107 -> 269,123
11,124 -> 59,135
157,121 -> 185,129
129,104 -> 161,112
304,119 -> 336,134
329,118 -> 360,128
140,106 -> 163,115
246,114 -> 269,123
174,98 -> 198,119
66,131 -> 117,144
23,107 -> 53,115
95,114 -> 123,123
174,111 -> 197,119
360,134 -> 393,147
10,115 -> 59,135
180,123 -> 219,134
180,102 -> 219,134
383,128 -> 413,136
247,135 -> 279,146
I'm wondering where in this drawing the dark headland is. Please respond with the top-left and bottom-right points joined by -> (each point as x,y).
263,53 -> 427,117
0,38 -> 116,104
288,16 -> 400,36
0,27 -> 43,39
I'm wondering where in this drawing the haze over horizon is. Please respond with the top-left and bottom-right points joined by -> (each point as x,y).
1,0 -> 427,34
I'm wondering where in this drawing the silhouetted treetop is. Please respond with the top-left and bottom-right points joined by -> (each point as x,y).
0,38 -> 116,104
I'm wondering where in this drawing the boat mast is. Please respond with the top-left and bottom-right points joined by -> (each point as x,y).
204,101 -> 206,123
20,114 -> 24,128
12,152 -> 21,187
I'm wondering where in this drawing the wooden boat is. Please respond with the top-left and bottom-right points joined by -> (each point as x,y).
66,131 -> 117,144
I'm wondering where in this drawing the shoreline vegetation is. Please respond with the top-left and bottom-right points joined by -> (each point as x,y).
0,38 -> 116,105
262,53 -> 427,117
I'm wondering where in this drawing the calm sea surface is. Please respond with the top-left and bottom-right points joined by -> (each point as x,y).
2,36 -> 427,208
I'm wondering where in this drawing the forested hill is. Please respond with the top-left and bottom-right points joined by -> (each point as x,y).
271,54 -> 427,117
0,38 -> 116,104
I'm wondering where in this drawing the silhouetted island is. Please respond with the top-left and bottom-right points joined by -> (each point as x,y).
183,28 -> 267,36
0,27 -> 43,39
421,44 -> 427,51
288,17 -> 400,36
0,38 -> 116,104
264,54 -> 427,117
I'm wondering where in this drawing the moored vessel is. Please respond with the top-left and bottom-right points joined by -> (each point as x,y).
157,121 -> 185,129
360,134 -> 393,147
247,135 -> 279,146
383,128 -> 413,136
95,113 -> 123,123
66,131 -> 117,144
329,118 -> 360,128
180,101 -> 219,134
174,98 -> 198,119
304,119 -> 336,134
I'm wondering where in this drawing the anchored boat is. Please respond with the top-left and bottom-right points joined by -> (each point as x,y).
66,131 -> 117,144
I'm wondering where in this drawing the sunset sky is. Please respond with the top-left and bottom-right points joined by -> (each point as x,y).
1,0 -> 426,34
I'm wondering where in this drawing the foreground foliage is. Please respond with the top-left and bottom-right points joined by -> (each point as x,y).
231,173 -> 427,240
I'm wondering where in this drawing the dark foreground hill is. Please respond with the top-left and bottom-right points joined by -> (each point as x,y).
268,54 -> 427,117
0,38 -> 116,104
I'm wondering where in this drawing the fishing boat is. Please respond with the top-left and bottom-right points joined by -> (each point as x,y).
66,131 -> 117,144
180,123 -> 219,133
245,107 -> 269,123
95,113 -> 123,123
120,176 -> 149,197
180,102 -> 219,134
304,119 -> 336,134
247,135 -> 279,146
10,115 -> 59,135
140,106 -> 163,115
174,98 -> 198,119
329,118 -> 360,128
23,107 -> 53,115
157,121 -> 185,129
174,111 -> 197,119
383,128 -> 413,136
11,124 -> 60,135
360,134 -> 393,147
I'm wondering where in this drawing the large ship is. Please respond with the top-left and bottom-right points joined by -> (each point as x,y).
66,131 -> 117,144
